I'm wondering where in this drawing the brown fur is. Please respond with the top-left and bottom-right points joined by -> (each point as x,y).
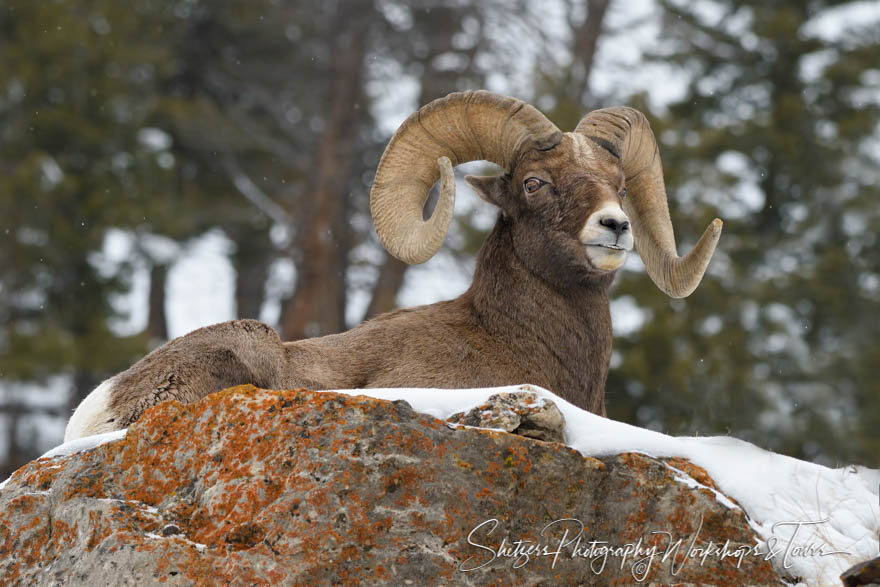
107,135 -> 625,427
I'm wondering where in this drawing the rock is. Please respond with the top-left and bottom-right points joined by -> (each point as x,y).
0,386 -> 780,585
842,555 -> 880,586
447,391 -> 566,443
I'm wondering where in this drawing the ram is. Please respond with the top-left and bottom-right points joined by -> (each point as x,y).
65,90 -> 722,441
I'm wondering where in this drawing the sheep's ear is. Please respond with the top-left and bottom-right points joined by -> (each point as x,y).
465,175 -> 509,209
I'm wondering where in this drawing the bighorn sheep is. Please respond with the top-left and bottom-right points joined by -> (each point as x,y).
65,90 -> 722,441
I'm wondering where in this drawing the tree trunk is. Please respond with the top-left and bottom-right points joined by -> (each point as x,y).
281,21 -> 368,340
572,0 -> 611,102
363,256 -> 409,320
232,234 -> 272,321
0,400 -> 24,480
146,263 -> 169,342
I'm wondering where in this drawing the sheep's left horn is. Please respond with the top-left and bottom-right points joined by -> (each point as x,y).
575,107 -> 722,298
371,90 -> 561,264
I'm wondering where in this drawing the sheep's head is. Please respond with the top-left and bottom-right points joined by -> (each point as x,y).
370,91 -> 722,298
464,132 -> 633,283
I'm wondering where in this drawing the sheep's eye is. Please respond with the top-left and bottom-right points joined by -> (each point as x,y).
524,178 -> 545,194
618,187 -> 627,199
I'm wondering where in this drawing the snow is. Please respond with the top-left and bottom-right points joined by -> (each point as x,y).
3,384 -> 876,585
36,428 -> 128,461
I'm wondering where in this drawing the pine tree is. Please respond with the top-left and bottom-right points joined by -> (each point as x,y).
0,1 -> 182,474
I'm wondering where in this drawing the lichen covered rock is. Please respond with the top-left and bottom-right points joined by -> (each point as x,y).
0,386 -> 779,585
447,391 -> 566,443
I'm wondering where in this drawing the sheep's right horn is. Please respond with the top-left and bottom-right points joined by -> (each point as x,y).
371,90 -> 561,264
575,108 -> 722,298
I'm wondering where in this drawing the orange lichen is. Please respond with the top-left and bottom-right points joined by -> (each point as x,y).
0,387 -> 778,585
664,457 -> 717,490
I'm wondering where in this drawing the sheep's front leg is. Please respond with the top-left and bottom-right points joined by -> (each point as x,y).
65,319 -> 288,441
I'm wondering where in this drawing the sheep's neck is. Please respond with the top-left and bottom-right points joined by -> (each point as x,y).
465,221 -> 613,414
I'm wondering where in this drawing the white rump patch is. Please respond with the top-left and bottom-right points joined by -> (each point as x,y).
64,377 -> 118,442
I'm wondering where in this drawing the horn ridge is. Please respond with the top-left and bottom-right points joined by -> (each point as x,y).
370,91 -> 561,264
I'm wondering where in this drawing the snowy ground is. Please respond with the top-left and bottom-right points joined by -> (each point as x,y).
3,384 -> 876,586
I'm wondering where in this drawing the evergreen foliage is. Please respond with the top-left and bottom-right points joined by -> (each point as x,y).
606,0 -> 880,465
0,0 -> 877,473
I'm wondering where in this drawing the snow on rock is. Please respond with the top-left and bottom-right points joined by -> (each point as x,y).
41,428 -> 128,460
0,385 -> 779,585
333,384 -> 880,586
4,383 -> 875,585
0,429 -> 127,491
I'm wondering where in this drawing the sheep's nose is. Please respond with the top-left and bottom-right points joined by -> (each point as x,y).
599,216 -> 630,236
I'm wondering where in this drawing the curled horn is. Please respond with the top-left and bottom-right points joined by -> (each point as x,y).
576,108 -> 722,298
370,90 -> 561,264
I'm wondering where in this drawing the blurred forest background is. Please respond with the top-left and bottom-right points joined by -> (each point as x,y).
1,0 -> 879,477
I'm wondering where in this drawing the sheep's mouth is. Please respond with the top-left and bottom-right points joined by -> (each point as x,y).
585,243 -> 629,252
584,243 -> 628,271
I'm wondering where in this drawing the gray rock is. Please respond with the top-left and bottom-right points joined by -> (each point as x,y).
0,386 -> 780,585
447,391 -> 566,443
842,555 -> 880,586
